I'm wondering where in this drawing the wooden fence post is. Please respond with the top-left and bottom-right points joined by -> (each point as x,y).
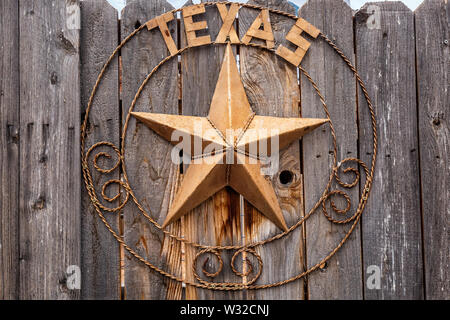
121,0 -> 180,300
356,2 -> 424,299
0,0 -> 20,300
240,0 -> 305,300
180,0 -> 243,300
19,0 -> 81,299
415,0 -> 449,300
300,0 -> 362,300
80,0 -> 121,300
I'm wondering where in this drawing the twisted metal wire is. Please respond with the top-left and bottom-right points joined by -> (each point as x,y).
81,2 -> 378,291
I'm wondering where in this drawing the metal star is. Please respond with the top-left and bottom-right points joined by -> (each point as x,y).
132,43 -> 327,231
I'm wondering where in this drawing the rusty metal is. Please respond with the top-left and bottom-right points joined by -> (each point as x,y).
81,2 -> 378,291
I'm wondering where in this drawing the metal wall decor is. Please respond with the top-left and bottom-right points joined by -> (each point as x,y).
82,2 -> 377,291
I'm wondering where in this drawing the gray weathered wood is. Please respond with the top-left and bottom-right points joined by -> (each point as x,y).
80,0 -> 120,300
19,0 -> 81,299
415,0 -> 449,300
240,0 -> 305,300
0,0 -> 20,300
180,0 -> 243,300
356,1 -> 423,299
121,0 -> 180,300
300,0 -> 362,299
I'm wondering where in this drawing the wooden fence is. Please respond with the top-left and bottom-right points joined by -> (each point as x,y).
0,0 -> 448,300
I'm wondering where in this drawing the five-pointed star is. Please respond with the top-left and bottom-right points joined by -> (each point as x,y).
132,43 -> 328,231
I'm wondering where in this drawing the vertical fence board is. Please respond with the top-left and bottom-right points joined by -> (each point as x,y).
181,0 -> 243,300
240,0 -> 305,300
300,0 -> 362,299
415,0 -> 449,300
19,0 -> 81,299
0,0 -> 19,300
121,0 -> 180,300
80,0 -> 120,300
356,2 -> 423,299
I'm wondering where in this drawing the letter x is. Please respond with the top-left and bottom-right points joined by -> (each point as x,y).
216,3 -> 240,43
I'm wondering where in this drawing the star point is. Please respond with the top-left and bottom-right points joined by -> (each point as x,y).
208,43 -> 253,139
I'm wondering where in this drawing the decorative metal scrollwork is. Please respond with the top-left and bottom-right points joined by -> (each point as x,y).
84,142 -> 130,213
81,2 -> 377,291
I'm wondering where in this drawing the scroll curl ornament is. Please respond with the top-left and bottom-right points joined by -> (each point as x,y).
322,158 -> 370,224
193,247 -> 263,289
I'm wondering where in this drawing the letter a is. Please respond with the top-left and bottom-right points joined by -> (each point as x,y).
241,9 -> 275,49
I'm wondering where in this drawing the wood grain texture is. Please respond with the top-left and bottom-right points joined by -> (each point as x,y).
181,0 -> 243,300
0,0 -> 19,300
355,2 -> 423,299
299,0 -> 362,300
121,0 -> 180,300
19,0 -> 81,299
80,0 -> 120,300
240,0 -> 305,300
415,0 -> 449,300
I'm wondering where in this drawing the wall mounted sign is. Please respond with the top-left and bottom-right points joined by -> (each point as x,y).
82,2 -> 377,291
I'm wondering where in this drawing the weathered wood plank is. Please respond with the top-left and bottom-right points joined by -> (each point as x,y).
181,0 -> 243,300
19,0 -> 81,299
415,0 -> 449,300
355,2 -> 423,299
121,0 -> 180,300
80,0 -> 120,300
0,0 -> 20,300
240,0 -> 305,300
299,0 -> 362,299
